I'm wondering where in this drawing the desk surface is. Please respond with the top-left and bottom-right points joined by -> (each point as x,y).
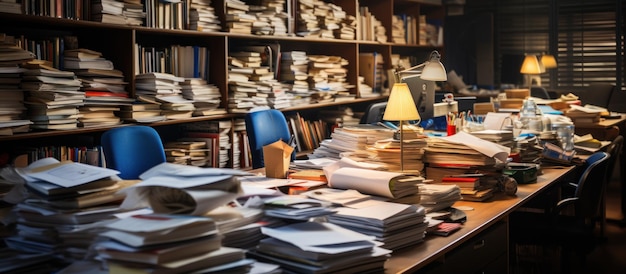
385,166 -> 575,273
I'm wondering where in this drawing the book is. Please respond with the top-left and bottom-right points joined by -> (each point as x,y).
288,169 -> 327,182
441,176 -> 481,189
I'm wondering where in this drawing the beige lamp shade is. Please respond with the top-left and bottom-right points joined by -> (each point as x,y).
421,61 -> 448,81
383,83 -> 420,121
541,54 -> 557,69
520,55 -> 542,74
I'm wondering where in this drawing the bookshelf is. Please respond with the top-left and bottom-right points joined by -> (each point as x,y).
0,0 -> 445,168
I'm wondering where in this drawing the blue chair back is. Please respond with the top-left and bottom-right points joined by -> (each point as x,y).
574,151 -> 610,219
101,126 -> 166,179
245,109 -> 294,169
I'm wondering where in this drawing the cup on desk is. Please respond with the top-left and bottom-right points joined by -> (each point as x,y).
447,124 -> 457,136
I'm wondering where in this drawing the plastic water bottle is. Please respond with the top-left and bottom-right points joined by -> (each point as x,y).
520,98 -> 543,133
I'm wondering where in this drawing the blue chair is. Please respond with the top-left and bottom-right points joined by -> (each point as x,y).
360,102 -> 387,124
510,151 -> 610,272
101,126 -> 166,179
245,109 -> 295,169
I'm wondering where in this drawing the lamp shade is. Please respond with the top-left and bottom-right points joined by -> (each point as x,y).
541,54 -> 557,69
421,61 -> 448,81
383,83 -> 420,121
520,55 -> 542,74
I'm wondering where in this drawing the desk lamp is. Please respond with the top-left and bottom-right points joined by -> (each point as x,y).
520,54 -> 542,90
385,50 -> 447,172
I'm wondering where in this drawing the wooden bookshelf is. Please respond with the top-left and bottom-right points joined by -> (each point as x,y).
0,0 -> 444,168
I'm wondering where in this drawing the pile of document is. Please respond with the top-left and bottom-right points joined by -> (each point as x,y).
417,184 -> 462,213
205,206 -> 267,249
248,221 -> 391,273
4,158 -> 129,266
96,213 -> 253,273
118,162 -> 250,215
262,195 -> 336,221
327,200 -> 428,250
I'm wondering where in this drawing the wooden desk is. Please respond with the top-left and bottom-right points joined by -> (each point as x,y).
385,166 -> 575,273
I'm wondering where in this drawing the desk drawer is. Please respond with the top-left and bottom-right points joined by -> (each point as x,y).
443,221 -> 508,273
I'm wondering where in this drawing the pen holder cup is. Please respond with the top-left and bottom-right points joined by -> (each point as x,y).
447,125 -> 457,136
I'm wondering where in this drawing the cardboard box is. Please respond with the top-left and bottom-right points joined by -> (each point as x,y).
263,140 -> 294,178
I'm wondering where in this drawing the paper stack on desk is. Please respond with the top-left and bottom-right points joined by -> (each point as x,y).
4,157 -> 130,262
417,184 -> 462,213
327,200 -> 428,250
97,213 -> 253,273
248,222 -> 391,274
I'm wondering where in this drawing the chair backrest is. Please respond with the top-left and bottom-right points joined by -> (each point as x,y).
604,135 -> 623,185
530,86 -> 550,99
360,101 -> 387,124
574,151 -> 610,220
245,109 -> 294,169
101,126 -> 166,179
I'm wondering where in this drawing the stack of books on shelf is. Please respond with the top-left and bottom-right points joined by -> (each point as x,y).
359,6 -> 388,43
121,0 -> 146,26
96,213 -> 252,273
224,0 -> 253,34
0,0 -> 21,14
248,221 -> 392,273
164,141 -> 211,166
307,54 -> 353,102
286,113 -> 328,153
115,103 -> 166,123
248,0 -> 288,36
64,48 -> 131,127
392,15 -> 407,44
228,50 -> 283,112
135,72 -> 195,120
230,118 -> 246,169
296,0 -> 353,39
0,38 -> 32,134
189,0 -> 221,32
180,78 -> 227,117
5,158 -> 130,263
327,200 -> 428,250
182,120 -> 232,168
91,0 -> 128,25
22,65 -> 84,130
280,50 -> 311,104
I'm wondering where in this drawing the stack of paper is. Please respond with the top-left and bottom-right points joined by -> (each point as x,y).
327,200 -> 428,250
205,206 -> 266,249
324,160 -> 421,200
262,195 -> 336,221
4,158 -> 126,261
97,214 -> 253,273
248,222 -> 391,273
417,183 -> 462,213
119,162 -> 249,215
424,131 -> 510,166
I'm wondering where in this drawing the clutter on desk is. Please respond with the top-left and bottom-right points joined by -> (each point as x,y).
327,200 -> 428,250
